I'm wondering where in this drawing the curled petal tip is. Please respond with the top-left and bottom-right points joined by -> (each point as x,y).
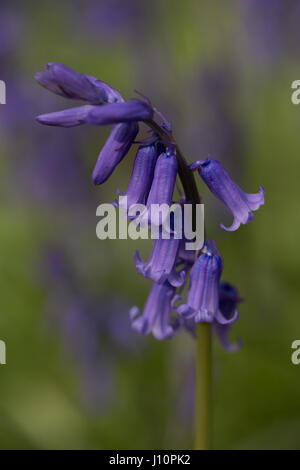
129,306 -> 140,321
216,308 -> 239,325
220,218 -> 241,232
177,304 -> 195,319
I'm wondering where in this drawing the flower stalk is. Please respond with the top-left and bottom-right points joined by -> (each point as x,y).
146,118 -> 212,450
195,323 -> 212,450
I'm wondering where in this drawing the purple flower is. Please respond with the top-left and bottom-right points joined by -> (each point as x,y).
214,282 -> 243,352
240,0 -> 287,67
117,143 -> 157,209
142,150 -> 178,226
134,235 -> 186,287
178,239 -> 199,266
86,99 -> 153,125
190,158 -> 265,231
81,0 -> 142,41
36,99 -> 152,128
36,104 -> 94,127
35,62 -> 123,104
42,246 -> 142,412
130,281 -> 178,340
177,241 -> 238,324
93,122 -> 139,185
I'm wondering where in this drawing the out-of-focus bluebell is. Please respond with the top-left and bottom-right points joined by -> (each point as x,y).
42,246 -> 142,413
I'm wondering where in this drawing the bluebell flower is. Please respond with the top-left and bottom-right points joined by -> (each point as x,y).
36,104 -> 95,127
36,99 -> 152,128
35,62 -> 123,104
86,99 -> 153,125
142,150 -> 178,226
130,281 -> 179,340
117,143 -> 157,209
93,122 -> 139,185
190,158 -> 265,231
134,235 -> 186,287
214,281 -> 243,352
177,240 -> 238,324
43,246 -> 141,413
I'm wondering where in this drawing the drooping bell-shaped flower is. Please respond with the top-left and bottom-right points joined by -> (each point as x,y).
142,150 -> 178,226
36,99 -> 152,128
36,104 -> 95,127
130,280 -> 178,340
190,158 -> 265,231
35,62 -> 123,104
177,240 -> 238,324
134,233 -> 186,287
117,143 -> 157,209
93,122 -> 139,185
214,281 -> 242,352
86,99 -> 153,125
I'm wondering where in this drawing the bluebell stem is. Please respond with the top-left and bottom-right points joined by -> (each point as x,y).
190,158 -> 265,231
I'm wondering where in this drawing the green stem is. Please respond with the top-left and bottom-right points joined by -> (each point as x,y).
145,118 -> 212,451
195,323 -> 212,450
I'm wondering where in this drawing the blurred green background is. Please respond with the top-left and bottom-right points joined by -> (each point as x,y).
0,0 -> 299,449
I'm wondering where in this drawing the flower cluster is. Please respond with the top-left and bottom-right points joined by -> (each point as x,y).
36,63 -> 265,350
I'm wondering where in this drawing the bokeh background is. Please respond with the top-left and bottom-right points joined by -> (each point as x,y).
0,0 -> 299,450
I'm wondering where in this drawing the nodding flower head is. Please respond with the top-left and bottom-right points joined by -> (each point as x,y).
134,233 -> 186,288
214,281 -> 243,352
34,62 -> 263,347
117,143 -> 158,209
36,99 -> 152,128
93,122 -> 139,185
190,158 -> 265,231
130,280 -> 179,340
177,240 -> 238,325
86,99 -> 153,125
35,62 -> 123,104
141,150 -> 178,226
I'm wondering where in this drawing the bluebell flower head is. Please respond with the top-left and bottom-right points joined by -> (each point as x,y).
190,158 -> 265,231
142,150 -> 178,226
86,99 -> 153,125
36,99 -> 152,128
36,104 -> 95,127
134,234 -> 186,287
34,62 -> 264,349
213,281 -> 243,352
93,122 -> 139,185
177,240 -> 238,324
130,281 -> 179,340
118,143 -> 157,208
35,62 -> 123,104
